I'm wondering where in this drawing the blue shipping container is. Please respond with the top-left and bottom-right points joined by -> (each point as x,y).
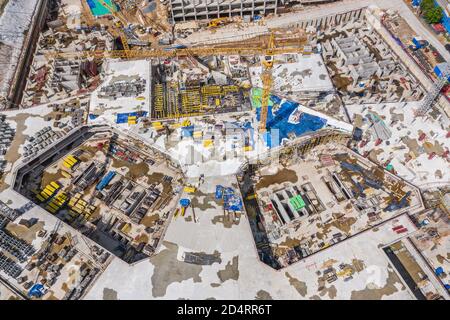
96,171 -> 116,191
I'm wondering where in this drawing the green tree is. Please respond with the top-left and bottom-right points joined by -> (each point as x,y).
424,6 -> 444,24
420,0 -> 435,12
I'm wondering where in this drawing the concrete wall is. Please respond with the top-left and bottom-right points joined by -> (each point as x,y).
169,0 -> 341,22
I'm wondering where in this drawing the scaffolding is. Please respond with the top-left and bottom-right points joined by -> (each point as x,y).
152,84 -> 244,119
416,63 -> 450,116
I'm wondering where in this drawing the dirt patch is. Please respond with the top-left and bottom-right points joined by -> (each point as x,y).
0,113 -> 31,191
191,190 -> 221,211
319,284 -> 337,299
279,237 -> 302,248
285,272 -> 307,297
402,137 -> 421,158
368,148 -> 384,164
329,217 -> 357,235
140,213 -> 160,228
217,256 -> 239,283
256,167 -> 298,190
255,290 -> 273,300
350,268 -> 404,300
211,212 -> 241,228
103,288 -> 118,300
150,241 -> 203,297
5,221 -> 45,244
351,259 -> 366,273
41,169 -> 65,189
111,158 -> 150,180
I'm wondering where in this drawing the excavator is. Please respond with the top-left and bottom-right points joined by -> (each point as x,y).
207,18 -> 230,28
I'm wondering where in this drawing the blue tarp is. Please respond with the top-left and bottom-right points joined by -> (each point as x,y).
255,95 -> 327,148
181,125 -> 195,137
435,267 -> 444,276
221,187 -> 243,211
96,171 -> 116,191
28,284 -> 44,298
115,111 -> 148,124
180,198 -> 190,207
89,114 -> 99,120
215,185 -> 224,199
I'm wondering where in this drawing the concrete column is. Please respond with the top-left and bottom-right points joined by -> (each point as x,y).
216,0 -> 220,18
252,0 -> 255,18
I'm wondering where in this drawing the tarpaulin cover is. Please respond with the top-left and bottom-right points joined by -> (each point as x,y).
254,94 -> 327,148
222,187 -> 243,211
215,185 -> 224,199
181,125 -> 195,137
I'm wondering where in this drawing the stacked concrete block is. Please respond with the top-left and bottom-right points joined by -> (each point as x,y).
0,252 -> 23,278
0,229 -> 35,263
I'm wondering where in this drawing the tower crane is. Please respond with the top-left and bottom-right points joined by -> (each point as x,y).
98,0 -> 131,56
259,33 -> 275,132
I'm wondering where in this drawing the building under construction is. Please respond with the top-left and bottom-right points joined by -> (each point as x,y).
151,56 -> 251,119
168,0 -> 340,22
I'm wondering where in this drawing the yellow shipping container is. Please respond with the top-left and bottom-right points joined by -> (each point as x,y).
40,192 -> 50,200
183,186 -> 196,193
65,158 -> 76,166
50,181 -> 60,189
42,189 -> 53,197
244,145 -> 253,152
62,161 -> 73,169
36,195 -> 45,202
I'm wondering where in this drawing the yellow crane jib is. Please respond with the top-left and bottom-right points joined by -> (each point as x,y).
259,33 -> 276,133
98,0 -> 131,56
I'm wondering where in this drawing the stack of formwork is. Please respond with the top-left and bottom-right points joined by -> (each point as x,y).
23,126 -> 65,161
0,200 -> 21,221
0,115 -> 15,157
0,230 -> 35,263
0,252 -> 23,278
98,79 -> 146,100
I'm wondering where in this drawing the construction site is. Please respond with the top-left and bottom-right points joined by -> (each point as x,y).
14,126 -> 183,264
238,136 -> 425,269
0,0 -> 448,301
